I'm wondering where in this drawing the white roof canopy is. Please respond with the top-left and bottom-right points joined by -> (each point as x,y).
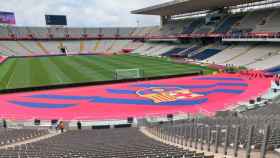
131,0 -> 265,16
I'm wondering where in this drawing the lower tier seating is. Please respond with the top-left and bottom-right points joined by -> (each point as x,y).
0,129 -> 49,146
162,48 -> 187,56
0,128 -> 212,158
191,49 -> 221,61
147,102 -> 280,158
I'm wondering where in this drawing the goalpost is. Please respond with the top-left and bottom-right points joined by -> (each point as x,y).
114,68 -> 143,80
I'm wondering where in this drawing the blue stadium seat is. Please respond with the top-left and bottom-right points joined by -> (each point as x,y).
266,66 -> 280,74
182,19 -> 204,34
162,48 -> 186,56
180,46 -> 201,57
191,48 -> 221,60
215,15 -> 243,33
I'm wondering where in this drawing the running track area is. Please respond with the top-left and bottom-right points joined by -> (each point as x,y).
0,73 -> 272,120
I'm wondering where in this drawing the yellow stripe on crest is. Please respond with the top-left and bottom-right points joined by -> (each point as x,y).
143,93 -> 177,103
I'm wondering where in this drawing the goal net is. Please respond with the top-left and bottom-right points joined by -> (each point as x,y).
115,68 -> 143,80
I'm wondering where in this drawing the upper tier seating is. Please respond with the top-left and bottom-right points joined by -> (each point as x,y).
194,26 -> 213,34
67,28 -> 84,38
182,18 -> 204,34
49,27 -> 66,38
0,128 -> 209,158
85,28 -> 100,37
27,27 -> 49,38
215,15 -> 243,33
159,20 -> 187,36
0,26 -> 10,38
145,26 -> 161,36
131,27 -> 155,36
232,9 -> 272,32
11,27 -> 30,38
159,24 -> 178,36
254,10 -> 280,32
117,27 -> 135,37
0,9 -> 280,40
0,27 -> 158,39
101,28 -> 117,37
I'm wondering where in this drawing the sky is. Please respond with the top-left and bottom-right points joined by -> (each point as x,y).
0,0 -> 170,27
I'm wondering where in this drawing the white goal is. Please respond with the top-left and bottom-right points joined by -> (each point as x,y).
115,68 -> 143,80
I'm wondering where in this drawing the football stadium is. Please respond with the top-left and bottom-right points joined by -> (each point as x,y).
0,0 -> 280,157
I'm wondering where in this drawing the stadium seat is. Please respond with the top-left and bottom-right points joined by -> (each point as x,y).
0,128 -> 209,158
191,49 -> 221,61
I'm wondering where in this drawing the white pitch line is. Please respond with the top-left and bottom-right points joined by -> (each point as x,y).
5,60 -> 18,89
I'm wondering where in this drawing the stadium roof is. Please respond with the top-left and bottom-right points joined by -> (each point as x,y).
132,0 -> 264,16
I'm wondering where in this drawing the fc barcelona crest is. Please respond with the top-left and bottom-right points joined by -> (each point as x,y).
136,87 -> 204,103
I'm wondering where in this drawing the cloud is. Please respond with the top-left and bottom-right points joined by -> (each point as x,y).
0,0 -> 170,27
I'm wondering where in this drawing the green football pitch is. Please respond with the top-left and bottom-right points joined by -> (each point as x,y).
0,54 -> 215,90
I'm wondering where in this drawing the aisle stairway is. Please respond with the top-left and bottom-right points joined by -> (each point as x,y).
36,41 -> 49,55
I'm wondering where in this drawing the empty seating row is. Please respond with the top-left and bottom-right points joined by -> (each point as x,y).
191,49 -> 221,61
254,10 -> 280,32
147,108 -> 280,158
232,9 -> 272,32
1,27 -> 150,39
1,9 -> 280,41
0,128 -> 212,158
204,44 -> 280,70
162,48 -> 187,56
215,15 -> 243,33
182,19 -> 204,34
0,40 -> 134,56
0,129 -> 49,146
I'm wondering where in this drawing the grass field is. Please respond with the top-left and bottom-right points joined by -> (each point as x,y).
0,54 -> 215,90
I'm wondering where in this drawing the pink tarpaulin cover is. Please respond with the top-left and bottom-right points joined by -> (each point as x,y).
0,56 -> 8,63
0,73 -> 271,120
